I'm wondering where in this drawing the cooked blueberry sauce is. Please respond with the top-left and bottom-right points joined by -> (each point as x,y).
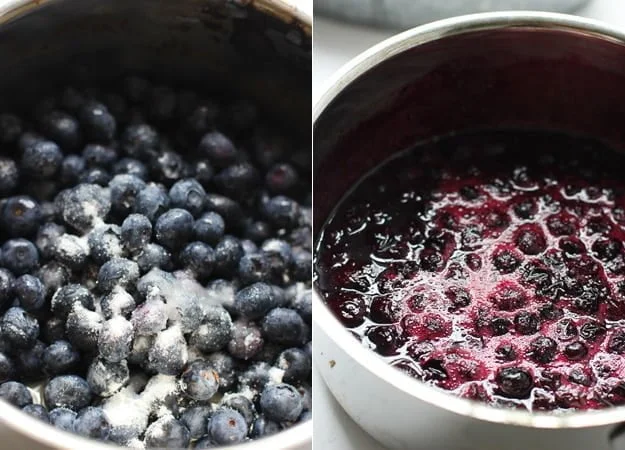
315,130 -> 625,412
0,75 -> 311,446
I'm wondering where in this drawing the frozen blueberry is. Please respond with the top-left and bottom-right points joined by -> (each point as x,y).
239,363 -> 271,393
189,305 -> 233,353
65,303 -> 103,351
15,339 -> 45,380
130,297 -> 168,335
1,238 -> 39,275
42,317 -> 66,344
198,131 -> 238,168
82,144 -> 117,169
266,163 -> 298,194
194,212 -> 225,245
21,140 -> 62,178
18,131 -> 43,153
1,307 -> 38,349
496,367 -> 533,399
14,275 -> 44,311
238,254 -> 270,286
291,291 -> 311,324
514,311 -> 539,335
208,352 -> 237,391
204,193 -> 245,230
147,325 -> 188,375
87,358 -> 129,397
120,214 -> 152,253
564,341 -> 588,360
97,258 -> 140,292
251,416 -> 280,438
51,284 -> 94,319
214,235 -> 244,277
214,162 -> 259,201
113,157 -> 148,180
207,408 -> 248,445
180,406 -> 212,440
22,404 -> 49,423
101,287 -> 136,319
79,167 -> 112,185
265,196 -> 301,229
134,184 -> 170,221
0,113 -> 22,144
98,316 -> 134,363
180,241 -> 215,279
0,157 -> 19,195
608,328 -> 625,354
60,155 -> 86,185
262,308 -> 306,346
42,340 -> 79,376
35,223 -> 64,260
228,319 -> 264,360
144,415 -> 190,449
180,360 -> 219,401
151,150 -> 191,184
40,110 -> 81,150
193,160 -> 214,187
87,224 -> 124,264
78,101 -> 116,143
221,394 -> 255,426
0,269 -> 13,310
53,233 -> 90,270
135,243 -> 171,273
277,348 -> 311,384
49,407 -> 77,432
291,248 -> 311,282
260,383 -> 303,422
155,208 -> 194,250
73,406 -> 110,441
194,437 -> 217,448
0,381 -> 32,407
2,196 -> 41,237
234,282 -> 282,319
261,239 -> 293,285
528,336 -> 558,363
169,178 -> 206,217
37,262 -> 71,299
56,183 -> 111,233
109,174 -> 146,215
0,352 -> 14,383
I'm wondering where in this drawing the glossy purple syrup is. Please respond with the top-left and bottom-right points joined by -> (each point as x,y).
315,130 -> 625,412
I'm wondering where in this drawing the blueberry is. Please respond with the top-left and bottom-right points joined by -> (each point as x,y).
0,113 -> 22,144
214,162 -> 259,201
147,325 -> 188,375
592,238 -> 622,261
0,269 -> 13,310
42,317 -> 66,343
65,303 -> 103,351
205,193 -> 245,230
496,367 -> 533,399
608,328 -> 625,354
39,110 -> 81,150
564,341 -> 588,360
51,284 -> 94,319
60,155 -> 86,185
291,290 -> 311,324
180,405 -> 212,439
194,437 -> 217,448
180,241 -> 215,279
14,274 -> 44,311
492,248 -> 522,274
198,131 -> 238,168
194,160 -> 214,187
128,335 -> 153,367
221,394 -> 255,426
98,316 -> 134,363
150,150 -> 191,184
18,131 -> 43,153
189,305 -> 232,353
87,358 -> 129,397
262,307 -> 306,346
87,224 -> 124,264
169,178 -> 206,217
194,212 -> 225,245
261,239 -> 293,285
135,243 -> 171,273
238,254 -> 270,286
120,214 -> 152,253
144,415 -> 190,449
56,183 -> 111,232
277,348 -> 312,384
0,381 -> 32,407
148,85 -> 177,122
0,352 -> 14,383
97,257 -> 140,292
49,407 -> 77,432
1,307 -> 38,348
228,319 -> 264,360
207,352 -> 237,391
1,196 -> 41,237
130,297 -> 167,335
234,282 -> 282,319
101,287 -> 136,319
528,336 -> 558,363
214,235 -> 244,277
113,157 -> 148,180
250,416 -> 280,438
73,406 -> 110,440
80,167 -> 112,186
21,140 -> 62,178
207,408 -> 248,445
78,101 -> 116,143
82,143 -> 117,168
22,404 -> 49,423
155,208 -> 194,250
291,248 -> 311,282
109,174 -> 147,215
245,221 -> 272,244
14,339 -> 45,381
1,238 -> 39,275
0,157 -> 19,194
180,360 -> 219,401
42,340 -> 79,375
36,262 -> 71,299
264,196 -> 301,229
513,311 -> 539,335
134,184 -> 170,221
260,383 -> 303,422
266,163 -> 298,194
53,233 -> 90,270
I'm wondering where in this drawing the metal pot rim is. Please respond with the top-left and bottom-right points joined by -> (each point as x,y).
313,10 -> 625,430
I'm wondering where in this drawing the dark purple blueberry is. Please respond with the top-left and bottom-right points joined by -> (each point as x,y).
495,343 -> 517,361
97,258 -> 139,293
238,253 -> 270,286
169,178 -> 206,217
261,238 -> 293,284
262,307 -> 307,346
489,284 -> 527,311
290,248 -> 311,282
120,213 -> 152,253
251,416 -> 280,438
98,316 -> 133,363
214,235 -> 244,277
150,150 -> 191,185
260,383 -> 303,423
133,184 -> 170,221
1,307 -> 38,349
0,113 -> 22,144
108,174 -> 146,215
73,407 -> 110,441
0,269 -> 13,310
277,347 -> 311,384
130,297 -> 167,335
135,243 -> 171,273
42,317 -> 66,344
113,157 -> 148,180
592,238 -> 622,261
221,394 -> 255,426
21,140 -> 62,178
42,340 -> 79,376
490,317 -> 511,336
206,408 -> 247,445
208,352 -> 237,391
49,407 -> 77,432
60,155 -> 86,185
204,193 -> 245,230
564,341 -> 588,360
22,404 -> 49,423
496,367 -> 533,399
198,131 -> 238,168
144,415 -> 190,449
180,360 -> 219,401
291,290 -> 311,324
1,196 -> 41,237
514,311 -> 539,335
233,282 -> 282,319
51,284 -> 94,319
82,144 -> 117,169
78,101 -> 116,143
154,208 -> 194,250
179,241 -> 215,280
180,406 -> 212,440
0,381 -> 32,407
121,124 -> 159,159
264,195 -> 301,230
228,319 -> 263,360
52,233 -> 89,270
245,221 -> 272,244
86,358 -> 129,397
515,226 -> 547,255
0,157 -> 19,194
40,110 -> 81,150
65,303 -> 103,351
193,160 -> 214,187
189,305 -> 232,353
14,274 -> 44,311
445,286 -> 472,311
492,248 -> 522,274
1,238 -> 38,275
608,328 -> 625,354
214,162 -> 260,201
15,339 -> 45,381
193,211 -> 225,245
0,353 -> 14,383
266,163 -> 298,194
528,336 -> 557,363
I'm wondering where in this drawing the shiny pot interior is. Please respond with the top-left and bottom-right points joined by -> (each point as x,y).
0,0 -> 311,449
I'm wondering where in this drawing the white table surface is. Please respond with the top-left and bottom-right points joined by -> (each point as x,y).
312,1 -> 625,449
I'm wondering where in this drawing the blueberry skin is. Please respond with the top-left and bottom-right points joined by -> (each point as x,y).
98,316 -> 134,363
262,308 -> 307,346
65,303 -> 103,351
169,178 -> 206,217
266,163 -> 299,194
55,183 -> 111,233
277,348 -> 311,384
42,317 -> 66,344
0,352 -> 15,383
144,415 -> 190,449
130,297 -> 168,335
238,362 -> 272,392
78,101 -> 116,143
205,194 -> 245,231
180,241 -> 215,279
51,284 -> 94,319
180,360 -> 220,401
250,416 -> 280,438
195,437 -> 218,449
1,307 -> 39,349
87,358 -> 129,397
260,383 -> 303,422
1,196 -> 42,237
60,155 -> 86,185
121,213 -> 152,253
189,305 -> 233,353
42,340 -> 79,376
155,208 -> 194,250
291,248 -> 311,282
134,184 -> 170,221
109,174 -> 147,215
147,325 -> 188,375
291,291 -> 311,324
228,319 -> 264,360
221,394 -> 256,426
45,375 -> 92,411
22,404 -> 49,423
214,162 -> 259,201
180,406 -> 212,439
207,408 -> 248,445
0,113 -> 22,144
244,221 -> 272,244
193,212 -> 225,245
207,352 -> 237,391
150,150 -> 191,185
234,282 -> 283,319
39,110 -> 81,151
37,262 -> 71,300
21,140 -> 63,178
113,157 -> 148,180
194,160 -> 214,187
261,238 -> 293,285
0,157 -> 19,194
87,224 -> 124,264
16,339 -> 46,380
198,131 -> 238,169
238,253 -> 270,286
0,269 -> 13,310
214,235 -> 244,277
73,407 -> 111,441
82,143 -> 117,168
52,233 -> 90,270
0,381 -> 32,407
264,195 -> 301,229
49,407 -> 77,432
1,238 -> 39,275
121,124 -> 159,159
97,257 -> 140,293
135,243 -> 171,273
79,167 -> 111,186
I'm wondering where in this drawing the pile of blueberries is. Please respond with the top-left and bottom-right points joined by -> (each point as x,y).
0,75 -> 311,447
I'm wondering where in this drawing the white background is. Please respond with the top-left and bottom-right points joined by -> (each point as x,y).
313,1 -> 625,449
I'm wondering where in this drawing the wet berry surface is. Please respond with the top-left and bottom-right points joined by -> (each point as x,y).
315,130 -> 625,412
